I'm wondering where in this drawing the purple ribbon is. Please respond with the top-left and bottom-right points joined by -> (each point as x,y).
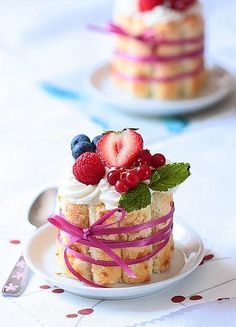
113,63 -> 203,83
89,22 -> 204,46
114,47 -> 204,63
48,205 -> 174,288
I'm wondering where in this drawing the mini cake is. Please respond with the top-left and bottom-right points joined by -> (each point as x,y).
111,0 -> 206,99
49,129 -> 190,287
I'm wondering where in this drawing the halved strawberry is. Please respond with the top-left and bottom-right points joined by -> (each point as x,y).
139,0 -> 164,12
97,129 -> 143,168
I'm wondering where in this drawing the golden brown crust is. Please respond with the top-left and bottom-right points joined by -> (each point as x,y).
120,206 -> 153,284
151,192 -> 174,273
58,197 -> 92,280
59,196 -> 89,228
56,233 -> 92,280
89,204 -> 122,285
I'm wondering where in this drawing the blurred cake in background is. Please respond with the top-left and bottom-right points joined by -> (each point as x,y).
112,0 -> 206,99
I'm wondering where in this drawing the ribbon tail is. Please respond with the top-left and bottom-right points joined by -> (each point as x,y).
90,237 -> 137,279
63,248 -> 107,288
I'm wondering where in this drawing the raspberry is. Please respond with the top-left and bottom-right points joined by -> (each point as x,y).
73,152 -> 105,185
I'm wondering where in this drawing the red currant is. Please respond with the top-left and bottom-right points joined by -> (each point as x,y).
125,170 -> 140,189
151,153 -> 166,168
120,173 -> 127,180
107,170 -> 120,185
119,167 -> 126,173
115,180 -> 130,193
137,165 -> 151,181
135,149 -> 152,166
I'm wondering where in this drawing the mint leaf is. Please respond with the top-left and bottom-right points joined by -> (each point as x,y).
149,163 -> 191,192
118,183 -> 151,213
149,170 -> 160,188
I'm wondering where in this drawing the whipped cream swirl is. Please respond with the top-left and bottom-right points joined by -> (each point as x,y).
114,0 -> 202,26
58,166 -> 120,210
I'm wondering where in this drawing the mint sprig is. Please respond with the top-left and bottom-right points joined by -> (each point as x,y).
118,183 -> 151,213
149,163 -> 191,192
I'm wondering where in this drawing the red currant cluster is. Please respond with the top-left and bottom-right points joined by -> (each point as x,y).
107,150 -> 166,193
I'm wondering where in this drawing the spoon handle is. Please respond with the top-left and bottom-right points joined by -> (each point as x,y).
2,255 -> 30,297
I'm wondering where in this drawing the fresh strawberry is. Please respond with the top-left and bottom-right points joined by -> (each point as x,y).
73,152 -> 105,185
139,0 -> 164,12
97,129 -> 143,168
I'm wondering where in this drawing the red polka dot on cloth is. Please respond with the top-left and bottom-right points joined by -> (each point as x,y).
189,295 -> 203,301
171,295 -> 186,303
217,297 -> 230,301
10,240 -> 21,244
203,254 -> 214,261
78,308 -> 94,315
40,285 -> 51,289
66,314 -> 78,318
200,253 -> 214,265
52,288 -> 64,294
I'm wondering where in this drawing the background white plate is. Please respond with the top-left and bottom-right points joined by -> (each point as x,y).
85,63 -> 233,116
23,222 -> 204,300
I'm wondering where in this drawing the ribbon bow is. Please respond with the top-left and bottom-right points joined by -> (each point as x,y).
48,205 -> 174,288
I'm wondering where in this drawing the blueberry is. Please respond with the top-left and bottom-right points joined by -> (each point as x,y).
71,134 -> 90,150
72,141 -> 94,159
92,135 -> 103,151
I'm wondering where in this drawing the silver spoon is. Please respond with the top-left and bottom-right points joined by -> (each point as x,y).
2,187 -> 57,297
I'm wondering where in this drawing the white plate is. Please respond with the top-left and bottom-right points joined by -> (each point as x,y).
23,222 -> 204,300
85,63 -> 233,116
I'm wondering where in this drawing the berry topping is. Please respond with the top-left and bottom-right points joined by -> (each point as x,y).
73,152 -> 105,185
137,164 -> 151,181
115,180 -> 130,193
151,153 -> 166,168
165,0 -> 196,11
92,135 -> 103,151
71,134 -> 90,150
97,129 -> 143,168
72,141 -> 94,160
139,0 -> 164,12
125,170 -> 140,189
135,149 -> 152,166
107,170 -> 121,186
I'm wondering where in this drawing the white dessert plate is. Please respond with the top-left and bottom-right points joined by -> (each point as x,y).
85,63 -> 233,116
23,222 -> 204,300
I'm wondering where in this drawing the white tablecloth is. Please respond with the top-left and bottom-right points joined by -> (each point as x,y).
0,1 -> 236,326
